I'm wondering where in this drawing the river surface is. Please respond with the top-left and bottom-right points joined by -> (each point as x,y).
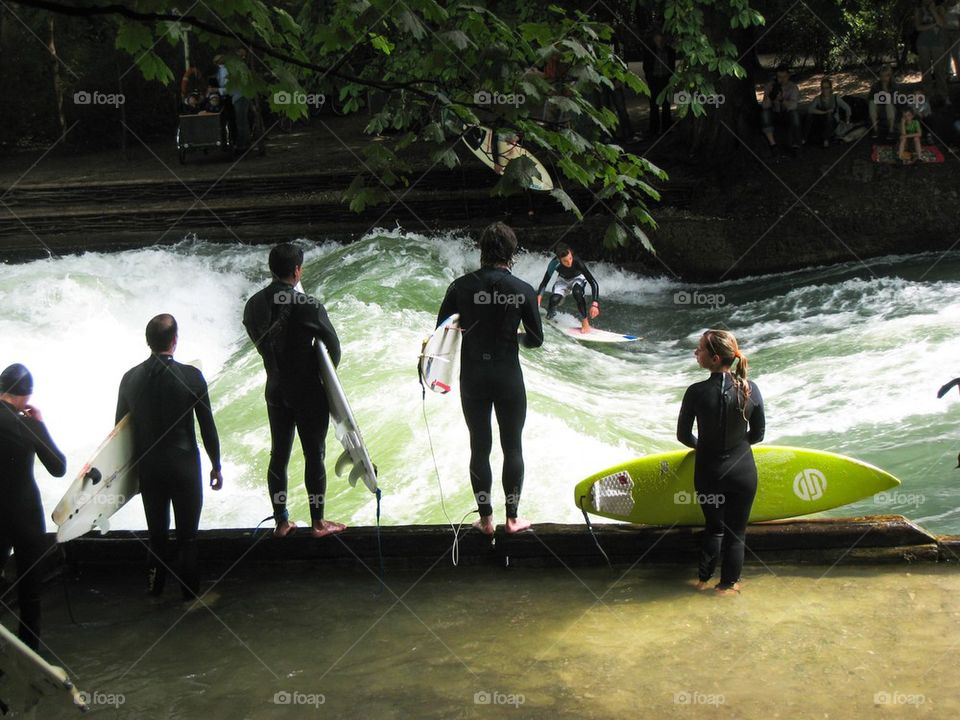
3,232 -> 959,533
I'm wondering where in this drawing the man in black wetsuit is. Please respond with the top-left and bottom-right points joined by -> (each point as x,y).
437,223 -> 544,535
117,315 -> 223,601
677,330 -> 765,594
243,243 -> 344,538
536,243 -> 601,334
0,364 -> 66,651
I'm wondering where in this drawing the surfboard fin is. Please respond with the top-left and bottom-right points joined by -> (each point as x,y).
84,467 -> 103,486
335,450 -> 354,478
348,464 -> 364,488
97,518 -> 110,535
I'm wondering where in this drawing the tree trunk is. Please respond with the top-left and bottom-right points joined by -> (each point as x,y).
47,15 -> 66,138
116,54 -> 127,156
685,12 -> 763,162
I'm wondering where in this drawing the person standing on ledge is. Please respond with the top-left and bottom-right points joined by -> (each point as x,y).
438,223 -> 543,535
0,364 -> 66,651
536,243 -> 601,334
677,330 -> 765,595
117,315 -> 223,603
243,243 -> 345,538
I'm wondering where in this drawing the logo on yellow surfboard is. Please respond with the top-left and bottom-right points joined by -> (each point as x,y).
793,469 -> 827,501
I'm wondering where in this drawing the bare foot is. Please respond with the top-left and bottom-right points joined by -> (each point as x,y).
714,582 -> 741,596
580,318 -> 591,334
505,517 -> 532,534
273,520 -> 297,538
472,516 -> 495,536
311,519 -> 347,538
691,580 -> 712,591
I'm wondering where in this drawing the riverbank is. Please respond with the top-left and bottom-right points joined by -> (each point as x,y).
1,71 -> 958,280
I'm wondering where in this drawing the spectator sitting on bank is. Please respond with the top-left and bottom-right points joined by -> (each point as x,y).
641,30 -> 677,136
761,64 -> 801,156
869,65 -> 901,140
899,107 -> 925,162
804,78 -> 852,147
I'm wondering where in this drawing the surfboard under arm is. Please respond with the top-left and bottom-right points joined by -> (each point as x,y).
316,342 -> 378,493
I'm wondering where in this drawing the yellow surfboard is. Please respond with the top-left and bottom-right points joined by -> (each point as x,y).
574,446 -> 901,525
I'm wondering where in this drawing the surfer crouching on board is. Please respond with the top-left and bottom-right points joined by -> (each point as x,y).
536,243 -> 600,334
437,223 -> 543,534
243,243 -> 346,539
0,364 -> 66,651
117,315 -> 224,602
677,330 -> 765,595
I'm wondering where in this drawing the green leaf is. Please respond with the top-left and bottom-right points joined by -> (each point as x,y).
550,187 -> 581,217
603,222 -> 628,248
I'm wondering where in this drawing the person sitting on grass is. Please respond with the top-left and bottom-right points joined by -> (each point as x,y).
899,107 -> 925,163
761,64 -> 802,157
804,78 -> 853,147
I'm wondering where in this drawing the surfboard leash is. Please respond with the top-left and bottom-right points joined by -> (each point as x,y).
57,545 -> 79,627
420,382 -> 476,567
578,496 -> 613,570
373,487 -> 385,597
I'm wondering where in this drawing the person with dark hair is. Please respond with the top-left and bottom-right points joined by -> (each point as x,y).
436,223 -> 543,534
116,315 -> 223,602
536,243 -> 601,333
0,364 -> 66,651
243,243 -> 344,538
641,30 -> 677,136
761,64 -> 802,156
677,330 -> 765,595
803,78 -> 852,147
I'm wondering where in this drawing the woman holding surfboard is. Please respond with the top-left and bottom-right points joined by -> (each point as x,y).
677,330 -> 765,595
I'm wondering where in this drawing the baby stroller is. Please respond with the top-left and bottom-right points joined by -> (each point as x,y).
176,92 -> 231,164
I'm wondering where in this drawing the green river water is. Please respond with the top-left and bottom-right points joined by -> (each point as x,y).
1,231 -> 958,533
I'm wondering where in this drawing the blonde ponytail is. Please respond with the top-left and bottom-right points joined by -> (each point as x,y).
703,330 -> 752,412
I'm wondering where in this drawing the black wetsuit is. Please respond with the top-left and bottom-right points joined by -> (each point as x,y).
243,280 -> 341,523
438,267 -> 543,518
677,373 -> 765,588
116,354 -> 221,599
536,257 -> 600,320
0,401 -> 65,651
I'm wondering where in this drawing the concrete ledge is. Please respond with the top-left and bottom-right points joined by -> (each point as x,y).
54,515 -> 947,573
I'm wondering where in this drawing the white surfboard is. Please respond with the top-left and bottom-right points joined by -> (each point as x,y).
52,414 -> 136,543
547,315 -> 640,344
462,125 -> 554,192
52,359 -> 203,543
418,314 -> 461,394
316,342 -> 378,493
0,622 -> 86,713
